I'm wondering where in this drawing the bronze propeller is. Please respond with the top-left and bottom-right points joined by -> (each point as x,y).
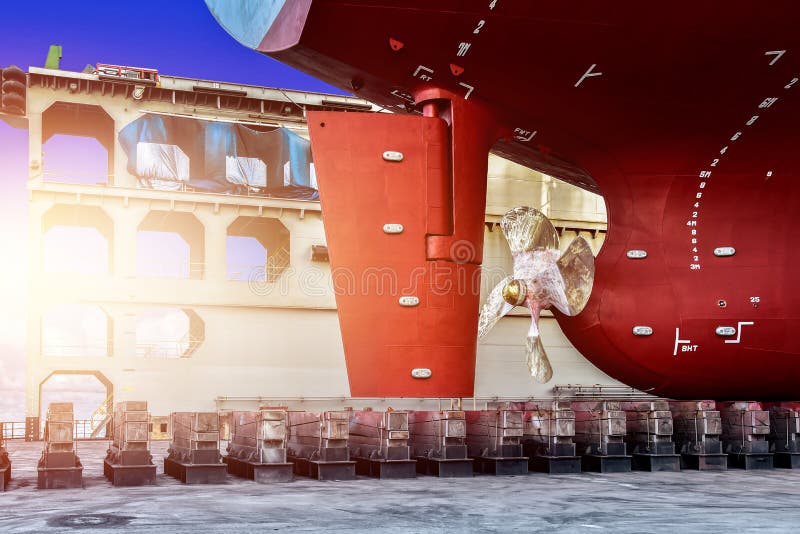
478,206 -> 595,383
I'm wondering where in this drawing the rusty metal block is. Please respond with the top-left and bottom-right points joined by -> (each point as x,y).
350,410 -> 410,458
669,400 -> 727,469
350,410 -> 415,479
168,412 -> 222,466
465,410 -> 527,473
287,411 -> 352,462
765,402 -> 800,460
572,401 -> 628,457
47,422 -> 73,444
107,401 -> 155,479
229,410 -> 289,464
408,411 -> 469,460
38,402 -> 83,487
286,410 -> 355,480
716,401 -> 773,467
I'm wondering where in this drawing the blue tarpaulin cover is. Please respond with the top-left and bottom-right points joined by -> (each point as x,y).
119,113 -> 318,200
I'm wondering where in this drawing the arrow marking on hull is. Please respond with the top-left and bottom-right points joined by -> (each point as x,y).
724,321 -> 754,344
765,50 -> 786,66
575,64 -> 603,87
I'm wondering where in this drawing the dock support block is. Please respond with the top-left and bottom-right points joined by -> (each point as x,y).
632,454 -> 681,472
727,453 -> 773,470
0,466 -> 8,491
581,454 -> 631,473
225,456 -> 294,483
290,456 -> 356,481
472,456 -> 529,476
680,453 -> 727,470
355,458 -> 416,479
774,452 -> 800,469
414,456 -> 474,478
529,455 -> 582,474
163,457 -> 227,484
37,466 -> 83,489
103,460 -> 156,486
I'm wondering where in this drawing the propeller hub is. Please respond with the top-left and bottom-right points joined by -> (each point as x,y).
502,279 -> 527,306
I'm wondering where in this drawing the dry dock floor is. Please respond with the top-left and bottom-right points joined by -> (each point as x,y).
1,441 -> 799,533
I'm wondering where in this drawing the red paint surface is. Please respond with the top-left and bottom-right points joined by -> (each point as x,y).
219,1 -> 800,399
309,110 -> 495,397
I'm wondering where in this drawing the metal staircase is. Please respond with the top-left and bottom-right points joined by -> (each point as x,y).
266,245 -> 290,283
89,394 -> 114,438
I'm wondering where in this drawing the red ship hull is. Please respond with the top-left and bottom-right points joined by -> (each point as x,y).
207,1 -> 800,399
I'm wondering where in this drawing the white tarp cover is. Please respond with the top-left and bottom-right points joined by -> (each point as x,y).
225,156 -> 267,188
309,163 -> 317,189
136,142 -> 190,182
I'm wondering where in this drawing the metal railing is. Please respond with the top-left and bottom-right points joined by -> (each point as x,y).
227,249 -> 290,283
41,342 -> 111,358
77,419 -> 105,439
552,384 -> 655,400
137,260 -> 206,280
135,335 -> 204,358
41,169 -> 111,185
1,422 -> 26,441
1,420 -> 106,441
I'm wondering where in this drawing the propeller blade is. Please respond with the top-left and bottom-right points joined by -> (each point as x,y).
478,275 -> 514,338
526,335 -> 553,383
525,304 -> 553,383
522,250 -> 572,316
500,206 -> 559,253
556,236 -> 595,315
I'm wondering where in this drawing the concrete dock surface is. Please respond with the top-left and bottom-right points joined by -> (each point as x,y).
1,441 -> 799,533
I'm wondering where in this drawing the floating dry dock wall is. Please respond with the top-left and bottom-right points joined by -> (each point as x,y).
621,401 -> 680,472
718,401 -> 773,470
37,402 -> 83,489
104,401 -> 156,486
670,400 -> 727,470
764,402 -> 800,468
225,409 -> 293,483
464,409 -> 528,475
572,401 -> 631,472
165,412 -> 227,483
408,410 -> 473,477
286,410 -> 355,480
349,410 -> 416,479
